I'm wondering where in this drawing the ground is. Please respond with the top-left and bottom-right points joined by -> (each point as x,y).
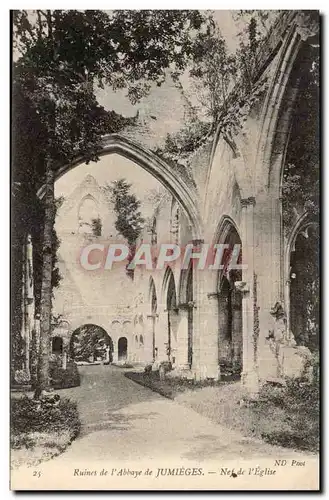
11,365 -> 319,490
15,365 -> 314,465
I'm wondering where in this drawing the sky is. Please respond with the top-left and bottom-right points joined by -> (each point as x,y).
55,153 -> 163,217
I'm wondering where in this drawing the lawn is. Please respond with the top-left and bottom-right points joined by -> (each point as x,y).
11,394 -> 81,470
126,369 -> 319,453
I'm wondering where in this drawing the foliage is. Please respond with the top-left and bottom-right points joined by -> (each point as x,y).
106,179 -> 145,246
11,395 -> 81,439
70,325 -> 112,362
49,359 -> 80,389
91,217 -> 102,237
102,179 -> 145,278
164,118 -> 211,158
13,9 -> 206,165
257,355 -> 319,452
189,18 -> 237,122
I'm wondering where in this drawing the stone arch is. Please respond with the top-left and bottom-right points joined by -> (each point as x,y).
161,266 -> 179,361
149,277 -> 157,314
118,337 -> 128,361
122,320 -> 132,336
208,127 -> 253,203
255,18 -> 319,196
77,194 -> 100,234
161,266 -> 177,308
213,215 -> 240,247
284,212 -> 319,346
69,324 -> 114,363
215,219 -> 243,377
38,134 -> 202,239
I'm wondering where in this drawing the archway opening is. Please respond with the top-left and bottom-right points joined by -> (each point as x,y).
118,337 -> 128,361
52,336 -> 63,354
70,324 -> 113,363
217,225 -> 243,377
289,223 -> 319,350
165,268 -> 178,364
78,196 -> 100,235
280,40 -> 319,352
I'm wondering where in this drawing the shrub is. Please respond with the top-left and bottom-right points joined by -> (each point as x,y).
257,354 -> 319,452
11,396 -> 81,439
49,359 -> 80,389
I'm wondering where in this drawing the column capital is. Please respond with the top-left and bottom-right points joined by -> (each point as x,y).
241,196 -> 256,208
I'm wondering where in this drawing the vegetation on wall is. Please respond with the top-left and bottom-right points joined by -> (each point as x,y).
102,179 -> 145,278
161,12 -> 272,160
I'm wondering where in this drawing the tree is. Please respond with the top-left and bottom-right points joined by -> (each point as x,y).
91,217 -> 102,237
103,179 -> 145,278
13,9 -> 206,396
70,325 -> 112,362
109,179 -> 145,246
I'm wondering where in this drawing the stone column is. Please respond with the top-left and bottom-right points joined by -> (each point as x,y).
62,351 -> 67,370
175,305 -> 190,369
192,266 -> 220,380
218,291 -> 230,365
145,314 -> 157,363
155,310 -> 168,361
254,194 -> 283,381
240,197 -> 259,395
112,342 -> 118,363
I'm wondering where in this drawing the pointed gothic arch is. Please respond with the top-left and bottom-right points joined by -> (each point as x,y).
38,134 -> 202,239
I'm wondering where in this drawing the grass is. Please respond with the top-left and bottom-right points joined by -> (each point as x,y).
126,369 -> 319,453
11,395 -> 81,469
125,370 -> 239,399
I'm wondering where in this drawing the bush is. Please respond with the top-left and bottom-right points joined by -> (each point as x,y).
11,396 -> 81,439
257,355 -> 319,452
49,359 -> 80,389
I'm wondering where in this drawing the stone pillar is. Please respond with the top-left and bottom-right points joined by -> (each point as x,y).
176,306 -> 190,369
112,342 -> 118,363
192,265 -> 220,380
232,290 -> 243,371
145,314 -> 156,363
62,351 -> 67,370
240,197 -> 259,395
155,311 -> 168,362
254,194 -> 283,381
